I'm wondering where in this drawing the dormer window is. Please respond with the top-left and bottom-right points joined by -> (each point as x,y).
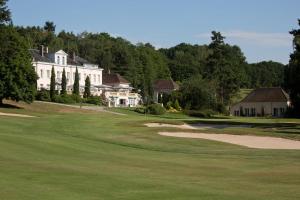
57,56 -> 60,64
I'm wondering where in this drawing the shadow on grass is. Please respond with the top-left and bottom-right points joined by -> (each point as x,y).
0,103 -> 23,109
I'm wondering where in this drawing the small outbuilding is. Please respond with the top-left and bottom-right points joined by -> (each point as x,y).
153,79 -> 179,103
230,87 -> 290,117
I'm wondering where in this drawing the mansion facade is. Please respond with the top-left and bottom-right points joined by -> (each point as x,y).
30,46 -> 140,107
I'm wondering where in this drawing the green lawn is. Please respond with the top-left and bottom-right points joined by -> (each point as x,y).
0,101 -> 300,200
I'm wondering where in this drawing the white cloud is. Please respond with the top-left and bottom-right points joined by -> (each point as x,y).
195,30 -> 293,47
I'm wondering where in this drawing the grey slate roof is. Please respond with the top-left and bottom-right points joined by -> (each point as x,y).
29,49 -> 94,66
29,49 -> 53,63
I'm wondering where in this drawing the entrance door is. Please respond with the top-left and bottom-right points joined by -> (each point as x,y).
261,107 -> 265,117
119,99 -> 126,107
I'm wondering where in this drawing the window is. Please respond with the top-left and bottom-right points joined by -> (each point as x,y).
57,56 -> 60,64
62,57 -> 65,65
67,72 -> 70,79
73,72 -> 75,80
250,108 -> 256,116
84,73 -> 86,80
79,73 -> 81,81
245,108 -> 250,116
280,108 -> 285,116
94,74 -> 96,83
234,110 -> 239,116
129,98 -> 135,106
47,70 -> 50,78
57,71 -> 60,79
98,75 -> 100,83
40,69 -> 43,78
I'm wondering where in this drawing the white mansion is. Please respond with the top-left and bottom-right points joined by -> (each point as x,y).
30,46 -> 140,107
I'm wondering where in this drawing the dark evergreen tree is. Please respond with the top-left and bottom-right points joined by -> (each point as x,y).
61,68 -> 67,95
285,19 -> 300,116
83,76 -> 91,98
43,21 -> 56,33
204,31 -> 242,105
50,66 -> 56,101
0,0 -> 11,25
73,67 -> 80,95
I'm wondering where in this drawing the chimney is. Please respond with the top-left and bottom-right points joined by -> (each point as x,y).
39,45 -> 44,57
45,46 -> 48,54
72,51 -> 76,62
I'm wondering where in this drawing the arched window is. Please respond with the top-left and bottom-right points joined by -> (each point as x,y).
62,56 -> 65,65
57,56 -> 60,64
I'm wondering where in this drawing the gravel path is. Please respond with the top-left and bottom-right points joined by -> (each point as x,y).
159,132 -> 300,150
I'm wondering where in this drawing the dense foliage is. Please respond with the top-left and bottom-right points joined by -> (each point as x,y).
285,19 -> 300,116
0,26 -> 37,104
179,75 -> 217,110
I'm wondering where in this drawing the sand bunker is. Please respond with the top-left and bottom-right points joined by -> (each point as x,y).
145,123 -> 250,130
159,132 -> 300,150
145,123 -> 197,130
0,112 -> 35,118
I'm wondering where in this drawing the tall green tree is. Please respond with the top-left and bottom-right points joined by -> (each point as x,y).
0,26 -> 37,104
50,66 -> 56,101
61,68 -> 67,95
83,76 -> 91,98
0,0 -> 11,25
285,19 -> 300,116
204,31 -> 242,105
73,67 -> 80,95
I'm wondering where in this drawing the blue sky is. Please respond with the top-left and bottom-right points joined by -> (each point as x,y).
8,0 -> 300,64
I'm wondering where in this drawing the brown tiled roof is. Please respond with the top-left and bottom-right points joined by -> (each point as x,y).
241,87 -> 289,103
153,79 -> 179,91
102,73 -> 129,85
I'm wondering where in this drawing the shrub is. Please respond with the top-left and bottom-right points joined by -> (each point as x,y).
173,99 -> 181,111
70,94 -> 81,103
54,94 -> 76,104
147,104 -> 166,115
165,101 -> 173,110
134,107 -> 146,114
85,96 -> 102,105
35,88 -> 50,101
184,109 -> 216,118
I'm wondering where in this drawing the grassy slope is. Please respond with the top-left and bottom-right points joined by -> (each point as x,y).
231,88 -> 253,105
0,101 -> 300,200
